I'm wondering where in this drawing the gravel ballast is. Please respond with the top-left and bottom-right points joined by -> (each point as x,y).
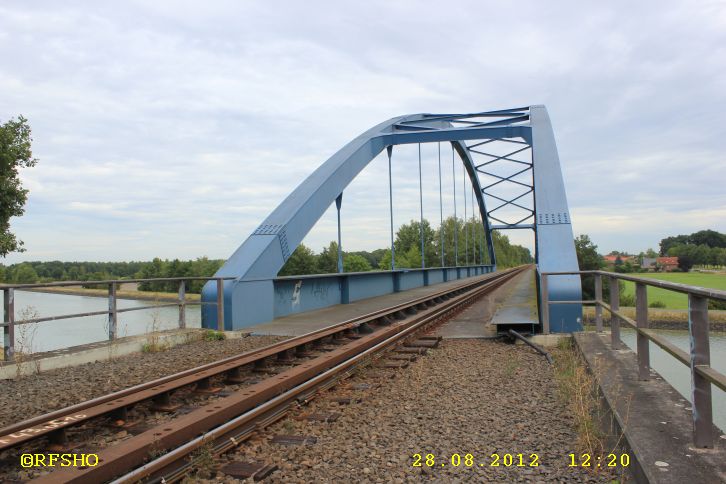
0,335 -> 286,429
202,339 -> 626,483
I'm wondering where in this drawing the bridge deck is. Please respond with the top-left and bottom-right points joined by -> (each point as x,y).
246,269 -> 538,338
437,267 -> 538,338
245,274 -> 494,337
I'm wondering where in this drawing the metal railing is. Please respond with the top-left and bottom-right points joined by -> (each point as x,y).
540,270 -> 726,448
1,276 -> 236,363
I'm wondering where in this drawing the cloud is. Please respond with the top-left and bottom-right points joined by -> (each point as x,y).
1,1 -> 725,264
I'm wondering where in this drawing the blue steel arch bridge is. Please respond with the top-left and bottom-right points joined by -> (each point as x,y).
201,105 -> 582,333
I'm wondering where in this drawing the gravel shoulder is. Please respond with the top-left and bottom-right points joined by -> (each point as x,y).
203,339 -> 628,483
0,335 -> 286,429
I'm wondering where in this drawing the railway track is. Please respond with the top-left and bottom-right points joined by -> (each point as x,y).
0,266 -> 526,483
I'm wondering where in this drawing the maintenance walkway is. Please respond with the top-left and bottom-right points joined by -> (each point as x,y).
243,266 -> 538,340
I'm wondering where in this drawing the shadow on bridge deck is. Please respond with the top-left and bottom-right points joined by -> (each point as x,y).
243,274 -> 495,337
436,267 -> 538,339
244,268 -> 540,339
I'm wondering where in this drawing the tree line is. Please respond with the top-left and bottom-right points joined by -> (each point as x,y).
279,216 -> 533,276
659,230 -> 726,271
0,258 -> 225,293
0,216 -> 533,291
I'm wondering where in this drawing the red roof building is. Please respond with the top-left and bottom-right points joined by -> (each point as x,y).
603,254 -> 636,264
656,257 -> 679,271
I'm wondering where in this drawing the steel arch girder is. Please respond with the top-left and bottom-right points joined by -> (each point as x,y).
530,106 -> 582,332
202,107 -> 580,332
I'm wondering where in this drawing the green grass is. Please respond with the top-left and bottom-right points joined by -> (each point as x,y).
620,272 -> 726,309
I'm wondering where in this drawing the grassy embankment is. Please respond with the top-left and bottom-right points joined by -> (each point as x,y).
582,271 -> 726,327
618,272 -> 726,309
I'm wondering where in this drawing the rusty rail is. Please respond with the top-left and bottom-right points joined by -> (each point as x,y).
540,269 -> 726,448
0,268 -> 523,454
28,266 -> 524,483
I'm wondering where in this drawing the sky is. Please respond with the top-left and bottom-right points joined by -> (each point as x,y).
2,1 -> 725,264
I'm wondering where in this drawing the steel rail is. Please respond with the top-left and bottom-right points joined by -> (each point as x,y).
123,278 -> 515,483
0,268 -> 522,451
34,267 -> 525,483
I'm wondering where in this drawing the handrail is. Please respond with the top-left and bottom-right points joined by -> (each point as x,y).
541,270 -> 726,300
539,269 -> 725,449
2,276 -> 231,362
1,267 -> 497,364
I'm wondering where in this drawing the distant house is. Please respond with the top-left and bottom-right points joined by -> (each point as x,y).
657,257 -> 679,272
603,254 -> 636,265
641,257 -> 657,270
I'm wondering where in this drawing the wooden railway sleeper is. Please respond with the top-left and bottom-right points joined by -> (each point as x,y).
357,322 -> 374,334
276,349 -> 295,362
151,391 -> 180,412
225,366 -> 247,384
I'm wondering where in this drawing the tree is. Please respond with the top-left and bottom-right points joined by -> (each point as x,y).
136,257 -> 166,291
393,220 -> 437,267
689,229 -> 726,248
491,231 -> 532,268
437,216 -> 463,266
574,235 -> 602,270
347,248 -> 387,269
13,263 -> 38,284
1,116 -> 38,257
343,254 -> 372,272
574,234 -> 603,300
659,234 -> 688,256
278,244 -> 318,276
378,249 -> 393,270
675,252 -> 695,272
317,241 -> 340,274
401,246 -> 422,269
377,247 -> 415,270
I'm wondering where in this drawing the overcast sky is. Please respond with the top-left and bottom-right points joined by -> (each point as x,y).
2,1 -> 725,264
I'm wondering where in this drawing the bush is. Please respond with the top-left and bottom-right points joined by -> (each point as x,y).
619,292 -> 635,307
649,300 -> 666,308
203,330 -> 226,341
142,342 -> 168,353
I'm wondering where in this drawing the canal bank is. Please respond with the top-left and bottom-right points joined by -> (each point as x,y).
22,285 -> 198,303
583,306 -> 726,331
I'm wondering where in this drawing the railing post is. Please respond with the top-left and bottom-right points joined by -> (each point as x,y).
688,294 -> 713,448
108,282 -> 118,340
3,288 -> 15,362
609,277 -> 620,349
594,274 -> 603,332
178,280 -> 186,329
541,273 -> 550,334
635,282 -> 650,380
216,278 -> 225,332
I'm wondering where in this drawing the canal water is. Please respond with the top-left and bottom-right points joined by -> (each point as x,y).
619,328 -> 725,433
2,290 -> 202,354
